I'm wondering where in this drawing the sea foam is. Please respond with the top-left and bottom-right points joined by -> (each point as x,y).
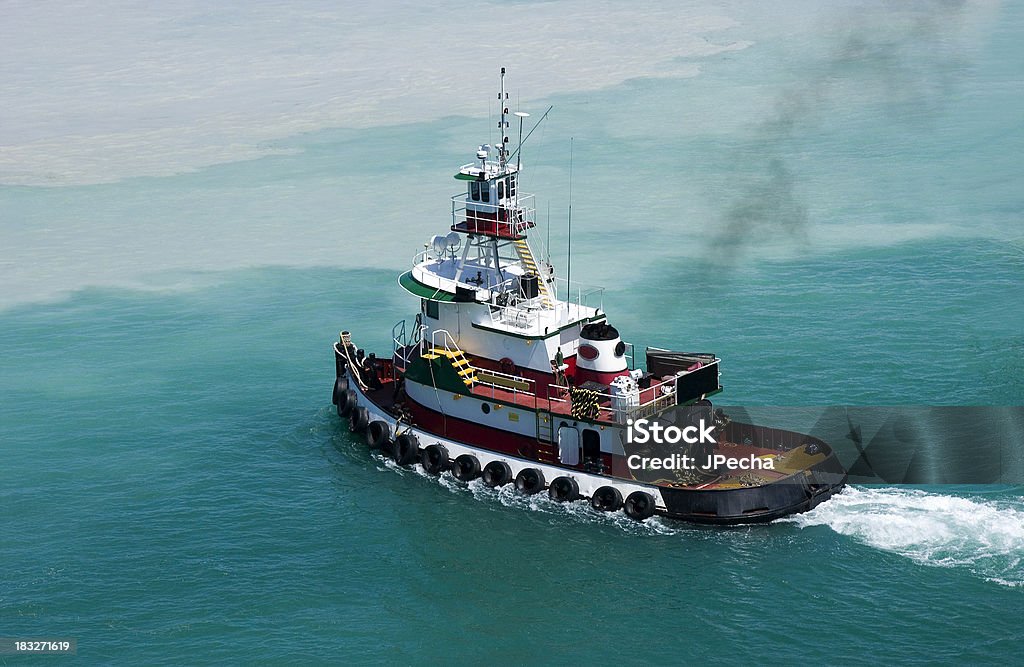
780,486 -> 1024,587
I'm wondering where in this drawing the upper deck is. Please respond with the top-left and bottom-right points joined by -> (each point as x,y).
400,257 -> 605,339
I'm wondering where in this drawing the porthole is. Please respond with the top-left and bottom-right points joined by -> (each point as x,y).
481,403 -> 491,414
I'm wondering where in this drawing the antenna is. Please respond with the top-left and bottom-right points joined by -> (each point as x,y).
514,111 -> 529,174
507,105 -> 552,163
546,201 -> 551,266
567,137 -> 573,306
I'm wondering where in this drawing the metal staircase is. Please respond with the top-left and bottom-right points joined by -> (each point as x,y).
424,330 -> 478,388
512,238 -> 553,308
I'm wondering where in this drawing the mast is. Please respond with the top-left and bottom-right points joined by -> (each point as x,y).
498,68 -> 509,169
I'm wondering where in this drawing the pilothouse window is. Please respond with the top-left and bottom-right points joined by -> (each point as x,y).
470,182 -> 480,202
498,179 -> 505,200
509,175 -> 516,197
481,183 -> 490,203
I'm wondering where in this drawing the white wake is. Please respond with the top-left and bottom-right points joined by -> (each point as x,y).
781,486 -> 1024,588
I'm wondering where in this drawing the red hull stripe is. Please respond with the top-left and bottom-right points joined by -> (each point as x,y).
406,397 -> 615,471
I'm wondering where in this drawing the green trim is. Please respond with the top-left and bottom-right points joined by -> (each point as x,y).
470,312 -> 606,341
454,172 -> 483,181
399,271 -> 455,302
404,357 -> 471,395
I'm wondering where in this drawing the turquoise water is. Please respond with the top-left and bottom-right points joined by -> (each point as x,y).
3,1 -> 1024,663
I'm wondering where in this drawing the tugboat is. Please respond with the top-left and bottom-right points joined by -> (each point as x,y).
331,69 -> 846,524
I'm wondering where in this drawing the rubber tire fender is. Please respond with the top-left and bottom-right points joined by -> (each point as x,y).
392,433 -> 420,466
548,476 -> 580,502
590,485 -> 623,512
338,389 -> 357,417
482,460 -> 513,487
452,454 -> 481,482
332,376 -> 349,405
365,420 -> 390,450
348,406 -> 369,433
515,468 -> 545,495
422,444 -> 449,475
623,491 -> 656,521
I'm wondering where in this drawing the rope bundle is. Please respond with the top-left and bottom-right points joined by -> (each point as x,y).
569,386 -> 600,420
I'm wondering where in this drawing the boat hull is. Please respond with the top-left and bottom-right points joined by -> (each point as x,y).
333,346 -> 847,525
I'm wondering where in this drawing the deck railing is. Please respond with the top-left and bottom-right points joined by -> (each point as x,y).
422,328 -> 706,424
450,193 -> 536,238
472,365 -> 539,408
544,374 -> 681,423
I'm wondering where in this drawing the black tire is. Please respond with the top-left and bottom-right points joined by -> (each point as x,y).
452,454 -> 481,482
365,420 -> 390,449
392,433 -> 420,466
332,376 -> 349,405
548,476 -> 580,502
348,406 -> 369,433
482,460 -> 513,487
590,486 -> 622,512
422,444 -> 449,475
338,389 -> 357,417
515,468 -> 545,495
624,491 -> 656,521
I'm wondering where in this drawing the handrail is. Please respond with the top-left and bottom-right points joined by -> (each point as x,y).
392,320 -> 408,369
451,193 -> 537,238
473,365 -> 535,386
549,276 -> 604,312
430,329 -> 461,358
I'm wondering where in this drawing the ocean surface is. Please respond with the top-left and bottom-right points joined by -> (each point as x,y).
2,1 -> 1023,663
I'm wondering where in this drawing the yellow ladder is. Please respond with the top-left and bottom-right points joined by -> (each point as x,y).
429,347 -> 478,387
512,239 -> 553,308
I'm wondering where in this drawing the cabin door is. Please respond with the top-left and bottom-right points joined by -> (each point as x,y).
557,425 -> 580,466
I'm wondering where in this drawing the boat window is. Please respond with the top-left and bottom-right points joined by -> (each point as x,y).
481,183 -> 490,203
424,299 -> 439,320
582,429 -> 601,461
509,175 -> 516,197
470,181 -> 480,202
498,179 -> 505,200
